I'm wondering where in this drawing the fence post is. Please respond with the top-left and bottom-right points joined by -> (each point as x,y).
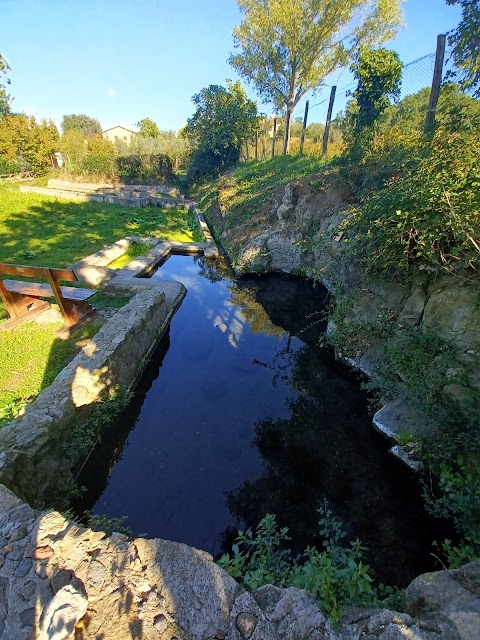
262,127 -> 266,159
271,118 -> 277,159
425,34 -> 446,133
299,101 -> 309,158
254,131 -> 258,161
322,86 -> 337,157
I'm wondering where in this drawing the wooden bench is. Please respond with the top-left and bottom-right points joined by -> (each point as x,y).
0,263 -> 97,338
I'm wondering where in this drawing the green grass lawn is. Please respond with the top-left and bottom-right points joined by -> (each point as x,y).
0,319 -> 101,427
0,183 -> 201,268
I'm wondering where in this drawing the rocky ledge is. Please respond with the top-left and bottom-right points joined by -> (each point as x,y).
0,485 -> 478,640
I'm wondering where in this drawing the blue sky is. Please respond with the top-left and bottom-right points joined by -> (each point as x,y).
1,0 -> 462,131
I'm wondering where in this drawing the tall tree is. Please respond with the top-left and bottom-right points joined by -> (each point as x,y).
446,0 -> 480,97
0,114 -> 59,172
136,117 -> 161,138
61,114 -> 102,137
0,52 -> 12,116
183,80 -> 257,183
229,0 -> 403,155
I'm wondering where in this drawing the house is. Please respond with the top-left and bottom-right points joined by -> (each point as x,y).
101,125 -> 136,143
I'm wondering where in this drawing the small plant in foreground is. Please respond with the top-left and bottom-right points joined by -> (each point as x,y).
219,503 -> 384,624
88,513 -> 133,538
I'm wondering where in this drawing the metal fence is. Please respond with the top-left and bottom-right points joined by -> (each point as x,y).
241,34 -> 466,161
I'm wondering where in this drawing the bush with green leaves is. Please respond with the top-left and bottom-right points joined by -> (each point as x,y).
81,153 -> 117,178
219,504 -> 385,624
0,157 -> 19,174
342,86 -> 480,278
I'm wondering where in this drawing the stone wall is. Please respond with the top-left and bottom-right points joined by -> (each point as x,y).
0,280 -> 186,507
0,484 -> 477,640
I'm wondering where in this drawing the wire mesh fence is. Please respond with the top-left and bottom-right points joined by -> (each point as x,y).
241,40 -> 468,162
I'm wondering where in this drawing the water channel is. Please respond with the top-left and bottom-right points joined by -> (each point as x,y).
76,254 -> 448,587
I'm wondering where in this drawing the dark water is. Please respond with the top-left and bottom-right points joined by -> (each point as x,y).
76,255 -> 447,586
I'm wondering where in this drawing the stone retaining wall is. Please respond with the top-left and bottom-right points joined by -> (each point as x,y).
19,185 -> 193,210
0,483 -> 477,640
0,280 -> 186,507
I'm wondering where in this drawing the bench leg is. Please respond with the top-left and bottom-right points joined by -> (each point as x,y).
0,300 -> 50,331
55,302 -> 97,339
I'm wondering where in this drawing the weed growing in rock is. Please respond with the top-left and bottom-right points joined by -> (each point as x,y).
88,513 -> 133,538
218,503 -> 397,624
366,329 -> 480,562
65,386 -> 133,465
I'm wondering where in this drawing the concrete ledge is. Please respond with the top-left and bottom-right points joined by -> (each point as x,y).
20,185 -> 193,209
0,279 -> 186,507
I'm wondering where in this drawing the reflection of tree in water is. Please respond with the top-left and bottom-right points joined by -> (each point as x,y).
228,284 -> 287,338
225,340 -> 444,587
193,255 -> 232,283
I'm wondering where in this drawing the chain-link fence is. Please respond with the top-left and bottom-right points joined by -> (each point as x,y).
241,38 -> 467,161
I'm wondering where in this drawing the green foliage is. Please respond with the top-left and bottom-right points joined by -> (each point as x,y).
65,386 -> 132,464
87,136 -> 115,155
114,133 -> 190,172
0,114 -> 59,173
0,52 -> 12,116
0,158 -> 19,174
230,0 -> 403,152
345,48 -> 402,155
88,513 -> 133,538
367,328 -> 480,556
342,87 -> 480,277
184,81 -> 257,184
59,129 -> 87,168
0,319 -> 101,427
219,505 -> 382,624
116,153 -> 173,181
136,117 -> 161,138
61,114 -> 102,138
81,153 -> 117,177
446,0 -> 480,97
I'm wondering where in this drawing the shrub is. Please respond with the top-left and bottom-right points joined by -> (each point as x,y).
0,157 -> 19,174
116,154 -> 142,179
81,153 -> 117,178
219,504 -> 381,624
151,153 -> 173,181
186,146 -> 240,185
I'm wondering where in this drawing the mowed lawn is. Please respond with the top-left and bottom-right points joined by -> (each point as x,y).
0,184 -> 199,268
0,183 -> 199,425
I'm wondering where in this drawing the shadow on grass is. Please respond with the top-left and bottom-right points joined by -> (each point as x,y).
0,190 -> 196,268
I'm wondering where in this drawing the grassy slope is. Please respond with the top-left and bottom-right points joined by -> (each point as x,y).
196,156 -> 328,229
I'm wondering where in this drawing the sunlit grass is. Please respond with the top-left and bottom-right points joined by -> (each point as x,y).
0,319 -> 101,427
196,155 -> 328,228
0,184 -> 199,268
108,242 -> 151,269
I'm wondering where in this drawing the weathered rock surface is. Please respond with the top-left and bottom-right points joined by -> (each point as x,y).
0,484 -> 477,640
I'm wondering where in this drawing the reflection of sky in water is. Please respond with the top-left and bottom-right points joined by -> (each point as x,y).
89,256 -> 298,553
77,256 -> 448,585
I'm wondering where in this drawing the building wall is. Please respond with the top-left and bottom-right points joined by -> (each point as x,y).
102,126 -> 135,143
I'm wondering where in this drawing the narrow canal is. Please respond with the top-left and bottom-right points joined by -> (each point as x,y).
76,254 -> 447,587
